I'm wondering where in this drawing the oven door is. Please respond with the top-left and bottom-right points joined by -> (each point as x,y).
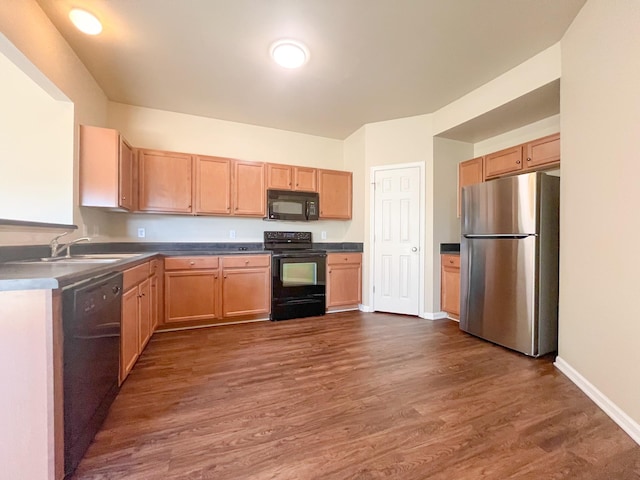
271,253 -> 326,320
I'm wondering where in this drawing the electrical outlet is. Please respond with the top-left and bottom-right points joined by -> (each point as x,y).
321,231 -> 327,240
229,230 -> 236,239
137,228 -> 146,238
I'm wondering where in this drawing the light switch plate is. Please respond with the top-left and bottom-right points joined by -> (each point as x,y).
229,230 -> 236,239
321,231 -> 327,240
137,228 -> 145,238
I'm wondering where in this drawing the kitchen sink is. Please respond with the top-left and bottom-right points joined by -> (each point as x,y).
9,253 -> 141,265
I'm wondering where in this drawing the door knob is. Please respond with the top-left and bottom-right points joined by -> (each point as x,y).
411,247 -> 418,252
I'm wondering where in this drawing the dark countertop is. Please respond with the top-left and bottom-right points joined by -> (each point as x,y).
0,241 -> 364,291
440,243 -> 460,254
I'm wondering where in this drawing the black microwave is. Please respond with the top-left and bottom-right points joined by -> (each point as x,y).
267,189 -> 319,221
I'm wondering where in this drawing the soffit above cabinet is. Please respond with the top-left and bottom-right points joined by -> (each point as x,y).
435,80 -> 560,144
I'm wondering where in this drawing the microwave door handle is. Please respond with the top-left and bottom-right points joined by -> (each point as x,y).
305,201 -> 309,220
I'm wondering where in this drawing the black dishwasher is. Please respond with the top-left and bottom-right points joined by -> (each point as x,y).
62,272 -> 122,477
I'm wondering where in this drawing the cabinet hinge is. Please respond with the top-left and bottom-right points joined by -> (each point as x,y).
373,285 -> 375,293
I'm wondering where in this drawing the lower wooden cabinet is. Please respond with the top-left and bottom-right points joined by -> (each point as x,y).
221,255 -> 271,318
121,261 -> 155,383
162,254 -> 270,327
440,254 -> 460,319
326,253 -> 362,311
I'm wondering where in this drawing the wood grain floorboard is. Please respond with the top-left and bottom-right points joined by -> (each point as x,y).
71,312 -> 640,479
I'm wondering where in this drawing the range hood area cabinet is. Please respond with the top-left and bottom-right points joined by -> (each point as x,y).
79,124 -> 351,220
267,163 -> 318,192
79,125 -> 135,211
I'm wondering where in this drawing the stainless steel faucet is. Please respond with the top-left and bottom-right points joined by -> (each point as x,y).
49,232 -> 91,258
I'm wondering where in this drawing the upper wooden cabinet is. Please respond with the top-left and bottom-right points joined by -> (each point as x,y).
483,133 -> 561,180
195,155 -> 232,215
138,149 -> 193,213
458,156 -> 484,217
79,125 -> 135,211
266,163 -> 317,192
484,145 -> 523,179
318,169 -> 352,219
233,160 -> 265,216
524,133 -> 560,169
293,166 -> 318,192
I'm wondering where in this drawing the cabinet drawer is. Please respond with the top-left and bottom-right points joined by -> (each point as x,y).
123,262 -> 150,290
327,252 -> 362,265
441,254 -> 460,268
222,255 -> 270,268
164,256 -> 219,270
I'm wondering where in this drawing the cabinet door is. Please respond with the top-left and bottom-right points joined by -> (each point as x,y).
458,157 -> 483,217
233,161 -> 265,216
150,273 -> 158,331
138,149 -> 193,213
484,146 -> 523,179
121,286 -> 139,383
441,255 -> 460,318
318,169 -> 352,219
293,166 -> 317,192
119,138 -> 135,211
222,268 -> 270,317
164,271 -> 219,323
266,163 -> 292,190
327,263 -> 362,308
195,155 -> 232,215
138,278 -> 151,352
525,133 -> 560,169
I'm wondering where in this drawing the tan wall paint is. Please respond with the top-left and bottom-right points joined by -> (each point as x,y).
432,138 -> 472,312
433,43 -> 561,136
343,126 -> 366,243
473,114 -> 561,157
0,0 -> 109,246
0,45 -> 74,225
559,0 -> 640,423
0,289 -> 55,479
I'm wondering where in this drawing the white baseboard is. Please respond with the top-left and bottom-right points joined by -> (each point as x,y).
419,311 -> 448,321
358,304 -> 374,312
554,356 -> 640,446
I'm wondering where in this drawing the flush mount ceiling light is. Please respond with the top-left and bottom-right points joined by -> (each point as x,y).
69,8 -> 103,35
270,40 -> 309,69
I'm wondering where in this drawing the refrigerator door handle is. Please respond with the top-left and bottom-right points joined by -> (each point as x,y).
463,234 -> 536,239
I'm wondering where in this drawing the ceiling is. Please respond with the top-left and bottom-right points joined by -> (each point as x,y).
36,0 -> 585,140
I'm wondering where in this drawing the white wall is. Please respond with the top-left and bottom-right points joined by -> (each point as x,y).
103,103 -> 348,243
0,0 -> 109,246
0,42 -> 73,225
559,0 -> 640,426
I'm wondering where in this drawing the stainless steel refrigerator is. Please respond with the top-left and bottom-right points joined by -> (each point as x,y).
460,172 -> 560,357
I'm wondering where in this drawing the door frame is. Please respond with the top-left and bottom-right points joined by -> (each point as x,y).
369,161 -> 425,316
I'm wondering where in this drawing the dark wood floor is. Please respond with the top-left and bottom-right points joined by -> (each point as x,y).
72,312 -> 640,479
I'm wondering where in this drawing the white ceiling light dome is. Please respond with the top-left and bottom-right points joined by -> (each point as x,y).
69,8 -> 103,35
270,39 -> 309,69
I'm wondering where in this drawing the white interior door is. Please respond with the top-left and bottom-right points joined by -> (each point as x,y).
373,166 -> 421,315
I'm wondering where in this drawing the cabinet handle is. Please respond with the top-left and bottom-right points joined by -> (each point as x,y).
527,157 -> 532,162
516,160 -> 521,164
122,195 -> 126,200
245,260 -> 249,265
449,260 -> 454,264
189,261 -> 195,265
224,275 -> 227,279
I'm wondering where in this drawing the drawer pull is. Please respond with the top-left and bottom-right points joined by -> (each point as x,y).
189,261 -> 195,265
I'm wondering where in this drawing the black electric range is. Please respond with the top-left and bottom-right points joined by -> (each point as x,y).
264,231 -> 326,320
